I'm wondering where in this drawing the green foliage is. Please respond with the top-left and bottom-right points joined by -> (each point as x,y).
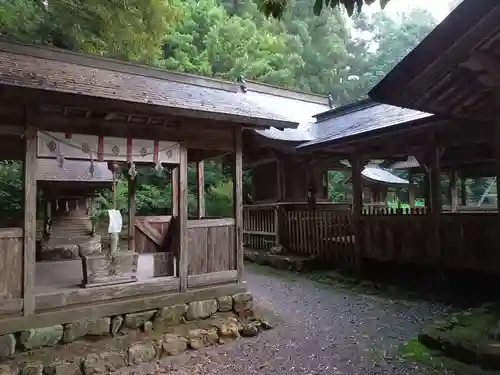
0,0 -> 456,214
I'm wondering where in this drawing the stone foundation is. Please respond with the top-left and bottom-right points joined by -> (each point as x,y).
40,235 -> 102,261
0,292 -> 269,374
244,248 -> 316,272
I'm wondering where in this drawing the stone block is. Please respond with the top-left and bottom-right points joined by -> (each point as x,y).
40,244 -> 79,261
0,365 -> 17,375
217,296 -> 233,312
123,310 -> 157,329
186,300 -> 217,321
20,363 -> 43,375
78,236 -> 102,257
232,292 -> 253,314
128,343 -> 157,365
82,352 -> 127,374
63,318 -> 111,343
0,334 -> 15,359
44,361 -> 82,375
187,328 -> 219,350
154,304 -> 187,327
110,316 -> 123,336
240,322 -> 260,337
162,334 -> 188,356
19,325 -> 63,350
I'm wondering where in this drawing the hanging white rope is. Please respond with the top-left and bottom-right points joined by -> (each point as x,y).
37,129 -> 177,159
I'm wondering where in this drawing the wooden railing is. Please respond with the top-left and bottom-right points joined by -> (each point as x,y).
243,204 -> 278,249
0,228 -> 23,316
283,208 -> 354,265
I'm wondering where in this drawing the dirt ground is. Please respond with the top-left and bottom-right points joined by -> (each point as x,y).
112,264 -> 465,375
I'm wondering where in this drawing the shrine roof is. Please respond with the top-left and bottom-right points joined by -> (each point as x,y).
0,40 -> 297,129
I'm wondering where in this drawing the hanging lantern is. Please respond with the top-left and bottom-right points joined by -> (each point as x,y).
128,162 -> 137,180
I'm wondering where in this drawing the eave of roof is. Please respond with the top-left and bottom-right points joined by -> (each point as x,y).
0,39 -> 298,129
297,101 -> 433,151
368,0 -> 500,117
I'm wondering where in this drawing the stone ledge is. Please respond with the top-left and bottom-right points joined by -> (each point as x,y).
0,311 -> 272,375
418,304 -> 500,370
244,248 -> 316,272
0,292 -> 268,375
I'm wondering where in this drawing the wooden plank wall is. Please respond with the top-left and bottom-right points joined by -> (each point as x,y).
0,228 -> 23,316
135,216 -> 172,253
361,208 -> 436,265
188,218 -> 236,275
441,213 -> 500,273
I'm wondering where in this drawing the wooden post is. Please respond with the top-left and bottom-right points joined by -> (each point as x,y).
408,169 -> 415,208
171,166 -> 179,217
128,171 -> 136,252
351,154 -> 363,271
450,171 -> 458,213
178,146 -> 188,291
196,160 -> 205,219
23,127 -> 37,316
460,175 -> 467,207
428,141 -> 443,276
276,159 -> 282,201
233,129 -> 244,282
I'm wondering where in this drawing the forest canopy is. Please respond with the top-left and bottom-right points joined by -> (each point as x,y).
0,0 -> 461,222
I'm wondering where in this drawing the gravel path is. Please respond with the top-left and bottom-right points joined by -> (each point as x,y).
122,264 -> 453,375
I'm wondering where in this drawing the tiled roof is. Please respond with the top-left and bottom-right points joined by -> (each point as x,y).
37,159 -> 112,183
298,100 -> 432,149
0,40 -> 297,129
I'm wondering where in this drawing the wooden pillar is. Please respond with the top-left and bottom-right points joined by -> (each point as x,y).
408,169 -> 415,208
450,171 -> 458,213
196,160 -> 205,219
351,154 -> 363,271
276,159 -> 282,201
233,129 -> 244,282
23,128 -> 37,316
178,146 -> 188,291
128,172 -> 137,252
171,166 -> 179,216
428,142 -> 443,273
460,176 -> 467,207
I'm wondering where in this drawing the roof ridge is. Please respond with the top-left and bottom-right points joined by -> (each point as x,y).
0,38 -> 239,93
314,98 -> 378,122
244,80 -> 330,105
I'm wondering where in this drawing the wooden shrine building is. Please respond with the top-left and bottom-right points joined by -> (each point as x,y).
0,39 -> 297,334
241,87 -> 414,258
36,158 -> 113,261
285,0 -> 500,274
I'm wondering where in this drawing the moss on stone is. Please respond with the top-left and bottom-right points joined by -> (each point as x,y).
416,305 -> 500,371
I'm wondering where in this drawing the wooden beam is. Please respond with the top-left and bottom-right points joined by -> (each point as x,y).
351,154 -> 363,271
178,145 -> 188,292
196,160 -> 205,219
23,127 -> 37,316
128,172 -> 137,252
171,166 -> 179,216
233,129 -> 244,282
